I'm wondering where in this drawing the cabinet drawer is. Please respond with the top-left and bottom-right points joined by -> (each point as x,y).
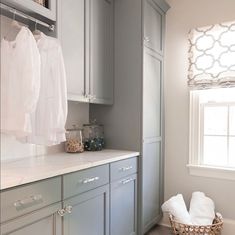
0,177 -> 61,223
63,165 -> 109,199
110,157 -> 138,182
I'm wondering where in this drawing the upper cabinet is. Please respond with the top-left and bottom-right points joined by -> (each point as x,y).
1,0 -> 57,21
144,0 -> 165,55
58,0 -> 87,102
88,0 -> 114,105
58,0 -> 114,105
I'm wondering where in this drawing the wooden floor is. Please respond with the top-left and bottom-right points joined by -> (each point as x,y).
146,225 -> 173,235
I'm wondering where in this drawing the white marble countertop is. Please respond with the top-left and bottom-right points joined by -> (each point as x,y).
1,149 -> 139,190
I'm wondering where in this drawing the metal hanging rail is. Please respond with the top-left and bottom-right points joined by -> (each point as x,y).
0,2 -> 55,31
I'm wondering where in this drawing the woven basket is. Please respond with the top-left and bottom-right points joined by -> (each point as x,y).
169,213 -> 223,235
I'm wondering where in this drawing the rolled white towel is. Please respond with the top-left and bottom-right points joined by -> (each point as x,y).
189,192 -> 215,225
161,194 -> 192,224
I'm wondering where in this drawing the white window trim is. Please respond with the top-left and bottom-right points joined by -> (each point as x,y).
188,91 -> 235,181
187,164 -> 235,181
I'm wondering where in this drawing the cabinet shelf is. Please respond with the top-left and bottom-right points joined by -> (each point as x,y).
1,0 -> 56,21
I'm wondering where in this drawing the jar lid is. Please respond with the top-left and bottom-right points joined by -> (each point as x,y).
83,123 -> 103,127
83,119 -> 103,127
66,125 -> 83,131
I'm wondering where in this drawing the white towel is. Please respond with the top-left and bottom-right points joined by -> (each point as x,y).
189,192 -> 215,225
161,194 -> 192,224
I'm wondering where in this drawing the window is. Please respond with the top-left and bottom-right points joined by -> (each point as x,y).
201,99 -> 235,168
189,88 -> 235,180
187,21 -> 235,180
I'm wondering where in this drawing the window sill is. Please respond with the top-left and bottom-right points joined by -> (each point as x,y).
187,164 -> 235,181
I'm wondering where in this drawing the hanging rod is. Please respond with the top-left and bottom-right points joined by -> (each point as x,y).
0,3 -> 55,31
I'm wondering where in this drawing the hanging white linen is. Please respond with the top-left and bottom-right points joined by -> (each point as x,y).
20,32 -> 68,146
1,26 -> 41,137
188,21 -> 235,89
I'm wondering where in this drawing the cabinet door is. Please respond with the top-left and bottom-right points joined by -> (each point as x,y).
1,203 -> 62,235
144,0 -> 164,55
110,174 -> 137,235
63,185 -> 109,235
58,0 -> 88,102
142,47 -> 163,233
88,0 -> 114,105
142,141 -> 162,233
143,49 -> 162,139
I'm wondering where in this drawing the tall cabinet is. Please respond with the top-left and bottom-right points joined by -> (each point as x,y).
142,0 -> 166,231
90,0 -> 170,234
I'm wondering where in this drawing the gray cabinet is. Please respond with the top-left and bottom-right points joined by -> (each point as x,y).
144,0 -> 165,55
110,174 -> 137,235
142,3 -> 165,232
89,0 -> 169,234
61,165 -> 110,235
1,177 -> 61,223
63,185 -> 109,235
110,157 -> 137,181
58,0 -> 114,104
1,0 -> 57,21
143,49 -> 162,139
58,0 -> 88,102
63,164 -> 109,199
142,142 -> 161,231
142,47 -> 163,233
0,203 -> 62,235
88,0 -> 114,105
0,158 -> 138,235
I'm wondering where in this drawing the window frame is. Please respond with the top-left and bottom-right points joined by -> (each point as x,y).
188,90 -> 235,181
200,102 -> 235,168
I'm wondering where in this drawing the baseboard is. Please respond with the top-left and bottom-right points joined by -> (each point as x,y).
222,218 -> 235,235
158,213 -> 171,227
159,214 -> 235,235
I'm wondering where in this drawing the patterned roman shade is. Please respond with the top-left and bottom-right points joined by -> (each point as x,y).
188,21 -> 235,89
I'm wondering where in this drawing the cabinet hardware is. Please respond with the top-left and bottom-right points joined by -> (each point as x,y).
119,166 -> 133,172
80,176 -> 100,184
91,95 -> 97,100
31,194 -> 43,201
57,208 -> 66,217
88,94 -> 96,100
144,36 -> 150,42
121,178 -> 134,185
65,205 -> 73,214
13,194 -> 43,209
58,206 -> 73,217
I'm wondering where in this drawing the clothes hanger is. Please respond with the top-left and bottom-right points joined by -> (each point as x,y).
3,10 -> 22,41
11,10 -> 22,29
33,20 -> 42,36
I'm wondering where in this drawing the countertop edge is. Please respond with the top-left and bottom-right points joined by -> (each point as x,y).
1,150 -> 139,191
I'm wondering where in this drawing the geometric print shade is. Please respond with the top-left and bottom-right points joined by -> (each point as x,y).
188,21 -> 235,89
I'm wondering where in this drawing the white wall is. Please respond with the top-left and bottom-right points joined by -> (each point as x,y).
164,0 -> 235,232
0,16 -> 89,161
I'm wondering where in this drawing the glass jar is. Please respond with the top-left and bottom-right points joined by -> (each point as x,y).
83,122 -> 105,151
65,125 -> 84,153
